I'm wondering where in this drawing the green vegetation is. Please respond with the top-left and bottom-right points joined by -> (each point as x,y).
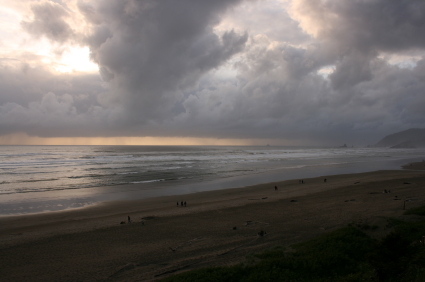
161,205 -> 425,282
404,205 -> 425,216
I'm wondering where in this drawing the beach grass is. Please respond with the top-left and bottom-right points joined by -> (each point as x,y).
162,207 -> 425,282
404,205 -> 425,216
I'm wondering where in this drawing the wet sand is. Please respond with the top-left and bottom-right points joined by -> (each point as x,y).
1,163 -> 425,281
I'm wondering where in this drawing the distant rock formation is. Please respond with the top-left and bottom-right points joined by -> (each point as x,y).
374,128 -> 425,148
390,138 -> 425,148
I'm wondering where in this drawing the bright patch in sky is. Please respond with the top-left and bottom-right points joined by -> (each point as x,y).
0,4 -> 97,73
0,7 -> 22,52
317,65 -> 335,78
379,53 -> 422,69
54,46 -> 98,73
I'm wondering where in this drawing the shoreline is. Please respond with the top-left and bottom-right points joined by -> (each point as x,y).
1,155 -> 420,217
1,163 -> 425,281
1,163 -> 425,242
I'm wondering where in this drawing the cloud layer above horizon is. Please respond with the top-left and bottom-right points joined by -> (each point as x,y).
1,0 -> 425,145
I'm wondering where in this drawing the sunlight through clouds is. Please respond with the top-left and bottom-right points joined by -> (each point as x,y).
0,0 -> 424,146
54,46 -> 98,73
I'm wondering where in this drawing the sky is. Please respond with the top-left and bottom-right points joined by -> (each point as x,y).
0,0 -> 424,146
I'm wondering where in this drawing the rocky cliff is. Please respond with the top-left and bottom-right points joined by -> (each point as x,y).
374,128 -> 425,148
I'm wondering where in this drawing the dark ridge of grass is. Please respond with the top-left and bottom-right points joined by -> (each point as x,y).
161,207 -> 425,282
404,205 -> 425,216
161,226 -> 375,282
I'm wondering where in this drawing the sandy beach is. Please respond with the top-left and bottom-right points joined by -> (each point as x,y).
1,162 -> 425,281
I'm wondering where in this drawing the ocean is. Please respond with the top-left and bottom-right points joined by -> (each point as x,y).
1,145 -> 425,216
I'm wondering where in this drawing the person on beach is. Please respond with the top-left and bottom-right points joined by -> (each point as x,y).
275,186 -> 278,191
128,216 -> 131,223
184,201 -> 187,207
181,201 -> 183,207
177,201 -> 179,206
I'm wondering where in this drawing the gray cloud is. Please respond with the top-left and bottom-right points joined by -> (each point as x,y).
77,1 -> 101,25
0,59 -> 104,108
2,0 -> 249,138
0,56 -> 110,137
161,31 -> 425,145
292,0 -> 425,89
84,0 -> 247,123
2,0 -> 425,145
21,1 -> 75,43
293,0 -> 425,52
218,0 -> 312,45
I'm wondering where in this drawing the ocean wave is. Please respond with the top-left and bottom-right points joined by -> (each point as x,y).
79,156 -> 96,159
0,178 -> 60,185
85,167 -> 115,171
130,179 -> 165,184
0,171 -> 55,175
0,184 -> 100,194
20,178 -> 59,183
1,146 -> 424,201
217,169 -> 254,173
87,173 -> 113,178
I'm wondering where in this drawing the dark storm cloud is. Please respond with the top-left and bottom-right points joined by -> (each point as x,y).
333,0 -> 425,52
292,0 -> 425,89
169,0 -> 425,144
1,0 -> 249,138
2,0 -> 425,145
0,58 -> 109,137
232,0 -> 424,144
293,0 -> 425,51
202,0 -> 425,141
83,0 -> 247,122
0,60 -> 104,108
77,1 -> 101,25
329,51 -> 374,90
21,1 -> 75,43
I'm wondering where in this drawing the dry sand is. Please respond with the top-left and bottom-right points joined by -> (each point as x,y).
1,162 -> 425,281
